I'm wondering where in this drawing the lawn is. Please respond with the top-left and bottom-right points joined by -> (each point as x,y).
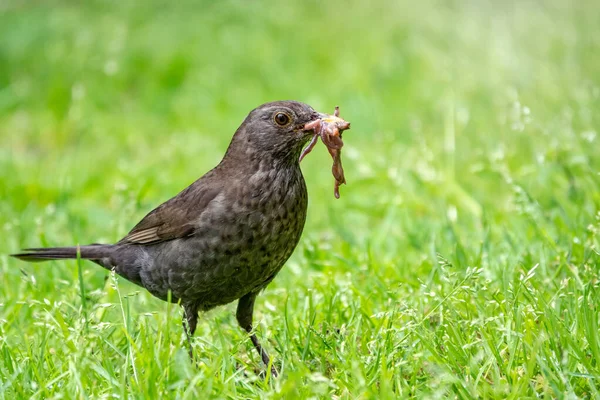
1,0 -> 600,398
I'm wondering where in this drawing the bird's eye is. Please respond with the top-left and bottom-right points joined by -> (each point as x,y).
274,112 -> 291,126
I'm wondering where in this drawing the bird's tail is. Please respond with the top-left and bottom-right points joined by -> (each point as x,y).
11,244 -> 112,262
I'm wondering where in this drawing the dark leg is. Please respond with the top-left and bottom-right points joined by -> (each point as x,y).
236,291 -> 278,377
183,304 -> 198,361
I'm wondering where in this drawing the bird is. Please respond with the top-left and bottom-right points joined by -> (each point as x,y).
12,100 -> 339,376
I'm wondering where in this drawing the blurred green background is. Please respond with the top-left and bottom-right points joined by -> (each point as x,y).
1,0 -> 600,398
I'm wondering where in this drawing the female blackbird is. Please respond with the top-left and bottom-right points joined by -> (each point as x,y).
12,100 -> 339,376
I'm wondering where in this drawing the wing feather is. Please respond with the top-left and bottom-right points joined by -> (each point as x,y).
120,184 -> 221,245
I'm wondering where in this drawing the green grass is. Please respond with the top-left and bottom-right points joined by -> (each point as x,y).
1,0 -> 600,398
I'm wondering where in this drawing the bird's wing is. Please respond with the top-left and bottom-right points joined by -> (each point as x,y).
120,184 -> 222,245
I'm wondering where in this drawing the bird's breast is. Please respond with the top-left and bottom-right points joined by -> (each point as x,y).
235,164 -> 308,265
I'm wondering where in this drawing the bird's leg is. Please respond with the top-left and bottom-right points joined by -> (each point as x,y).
183,304 -> 198,361
236,292 -> 278,377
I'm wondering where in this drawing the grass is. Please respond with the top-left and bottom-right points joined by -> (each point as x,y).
1,0 -> 600,398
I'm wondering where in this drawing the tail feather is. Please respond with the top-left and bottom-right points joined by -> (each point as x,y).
11,244 -> 111,262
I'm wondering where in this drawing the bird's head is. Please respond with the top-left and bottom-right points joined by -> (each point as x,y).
225,101 -> 331,164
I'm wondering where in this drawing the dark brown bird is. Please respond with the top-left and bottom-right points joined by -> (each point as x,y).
12,100 -> 338,376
